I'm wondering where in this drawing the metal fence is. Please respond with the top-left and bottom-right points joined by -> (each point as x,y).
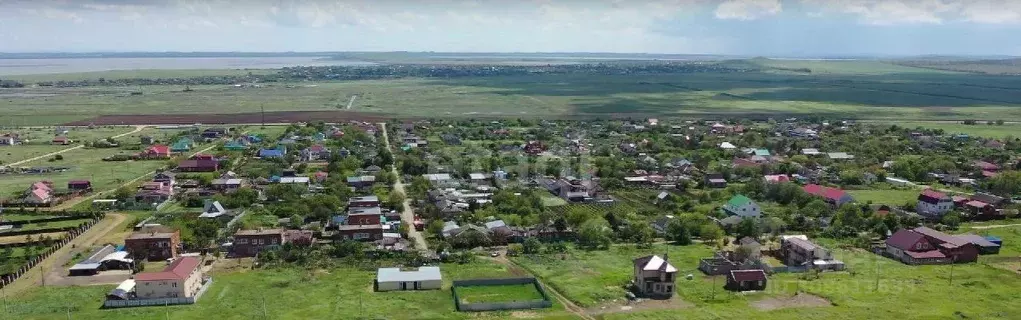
451,277 -> 553,312
0,216 -> 103,288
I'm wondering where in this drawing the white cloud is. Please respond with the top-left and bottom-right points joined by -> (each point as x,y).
715,0 -> 782,20
801,0 -> 1021,25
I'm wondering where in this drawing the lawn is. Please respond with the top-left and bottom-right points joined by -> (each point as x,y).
456,283 -> 546,304
2,261 -> 580,320
847,189 -> 920,206
9,218 -> 91,232
0,147 -> 168,198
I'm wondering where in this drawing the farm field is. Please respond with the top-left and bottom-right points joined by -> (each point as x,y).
0,147 -> 167,198
7,68 -> 275,83
513,242 -> 1021,320
846,189 -> 921,206
0,145 -> 69,165
7,218 -> 91,232
881,121 -> 1021,139
2,261 -> 579,320
456,283 -> 546,304
5,60 -> 1021,125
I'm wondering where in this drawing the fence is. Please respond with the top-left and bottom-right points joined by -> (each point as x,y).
103,278 -> 214,308
451,277 -> 553,312
0,215 -> 96,226
0,214 -> 104,288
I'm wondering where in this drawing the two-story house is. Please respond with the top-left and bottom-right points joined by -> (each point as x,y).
632,254 -> 677,298
722,195 -> 761,218
917,189 -> 953,218
134,256 -> 204,299
232,229 -> 284,257
125,231 -> 181,261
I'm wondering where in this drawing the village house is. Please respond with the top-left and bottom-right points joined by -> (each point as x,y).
170,138 -> 192,153
125,230 -> 181,261
301,145 -> 330,162
779,235 -> 845,271
232,229 -> 285,257
803,184 -> 854,207
258,146 -> 286,158
347,175 -> 377,189
539,178 -> 595,202
349,195 -> 381,208
210,178 -> 243,191
632,254 -> 677,298
705,173 -> 728,188
67,180 -> 92,192
917,189 -> 953,219
722,195 -> 761,218
139,145 -> 171,159
177,159 -> 219,172
134,256 -> 205,300
51,136 -> 71,145
726,270 -> 768,291
336,224 -> 386,241
885,227 -> 979,265
23,181 -> 55,204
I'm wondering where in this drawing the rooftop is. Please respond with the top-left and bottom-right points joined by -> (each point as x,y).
134,257 -> 201,282
377,266 -> 442,283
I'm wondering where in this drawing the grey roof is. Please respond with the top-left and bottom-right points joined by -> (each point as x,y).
69,263 -> 102,271
349,206 -> 382,215
423,173 -> 453,181
485,220 -> 507,230
377,266 -> 442,283
350,195 -> 380,202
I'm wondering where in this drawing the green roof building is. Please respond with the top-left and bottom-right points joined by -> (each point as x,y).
723,194 -> 761,218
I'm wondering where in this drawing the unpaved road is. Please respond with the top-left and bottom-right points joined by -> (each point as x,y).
2,212 -> 128,296
379,123 -> 428,252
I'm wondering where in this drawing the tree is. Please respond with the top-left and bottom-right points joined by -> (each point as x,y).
735,218 -> 760,240
699,224 -> 723,244
113,187 -> 134,201
427,220 -> 445,236
577,218 -> 612,249
289,214 -> 304,229
523,237 -> 543,254
621,221 -> 655,248
985,171 -> 1021,197
942,212 -> 962,230
667,220 -> 692,245
388,190 -> 406,207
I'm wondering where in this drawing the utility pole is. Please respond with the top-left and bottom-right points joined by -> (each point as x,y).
949,256 -> 956,285
165,300 -> 169,320
711,276 -> 716,301
874,254 -> 880,292
261,104 -> 265,128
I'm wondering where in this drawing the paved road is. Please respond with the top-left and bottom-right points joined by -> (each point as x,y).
378,123 -> 428,252
6,125 -> 147,167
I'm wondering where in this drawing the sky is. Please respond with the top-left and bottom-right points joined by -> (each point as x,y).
1,0 -> 1021,56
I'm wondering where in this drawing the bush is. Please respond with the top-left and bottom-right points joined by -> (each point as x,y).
54,154 -> 63,160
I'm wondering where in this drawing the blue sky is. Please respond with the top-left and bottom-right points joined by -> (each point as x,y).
1,0 -> 1020,56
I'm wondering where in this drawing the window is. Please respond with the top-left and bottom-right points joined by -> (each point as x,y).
237,238 -> 248,244
354,233 -> 369,240
172,282 -> 177,288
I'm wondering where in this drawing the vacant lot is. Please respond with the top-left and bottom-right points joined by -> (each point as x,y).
5,261 -> 579,320
514,242 -> 1021,320
0,147 -> 167,198
847,189 -> 921,206
457,283 -> 546,304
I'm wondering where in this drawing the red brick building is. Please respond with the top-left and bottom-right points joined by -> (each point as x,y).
232,229 -> 285,257
125,231 -> 181,261
336,225 -> 385,241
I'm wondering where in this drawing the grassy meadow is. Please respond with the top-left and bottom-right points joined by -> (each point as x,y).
4,59 -> 1021,125
883,121 -> 1021,139
847,189 -> 921,206
456,283 -> 547,304
513,241 -> 1021,320
1,261 -> 579,320
0,147 -> 167,198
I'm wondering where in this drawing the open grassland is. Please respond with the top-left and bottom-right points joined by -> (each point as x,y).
456,283 -> 546,304
9,218 -> 91,232
0,145 -> 68,165
514,242 -> 1021,320
4,61 -> 1021,125
2,261 -> 579,320
0,147 -> 167,198
879,121 -> 1021,139
847,189 -> 921,206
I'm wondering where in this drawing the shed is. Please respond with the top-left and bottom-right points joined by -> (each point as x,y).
107,279 -> 136,300
375,266 -> 442,291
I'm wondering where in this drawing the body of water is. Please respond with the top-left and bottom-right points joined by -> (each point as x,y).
0,57 -> 375,76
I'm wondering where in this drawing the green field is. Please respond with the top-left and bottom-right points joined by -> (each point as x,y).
456,283 -> 546,304
5,59 -> 1021,125
0,145 -> 68,165
514,242 -> 1021,319
10,218 -> 91,232
2,261 -> 578,320
0,147 -> 167,197
847,189 -> 921,205
882,121 -> 1021,139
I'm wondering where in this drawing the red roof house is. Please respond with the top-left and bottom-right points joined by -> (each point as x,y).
51,136 -> 70,145
67,180 -> 92,191
190,153 -> 215,160
973,160 -> 1000,172
885,227 -> 978,265
140,145 -> 171,159
803,184 -> 854,207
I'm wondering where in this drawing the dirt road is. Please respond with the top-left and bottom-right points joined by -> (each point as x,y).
2,212 -> 128,296
6,125 -> 146,167
379,123 -> 428,252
